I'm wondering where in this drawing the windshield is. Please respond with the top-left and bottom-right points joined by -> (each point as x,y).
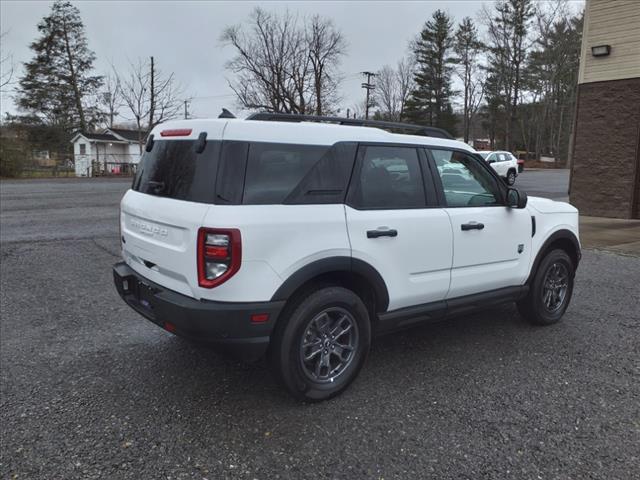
478,152 -> 490,159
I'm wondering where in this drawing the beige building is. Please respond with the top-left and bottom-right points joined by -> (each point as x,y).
570,0 -> 640,219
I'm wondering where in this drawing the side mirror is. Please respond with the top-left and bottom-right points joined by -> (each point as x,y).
507,188 -> 527,208
487,159 -> 495,164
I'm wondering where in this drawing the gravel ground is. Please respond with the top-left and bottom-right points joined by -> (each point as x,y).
1,177 -> 638,480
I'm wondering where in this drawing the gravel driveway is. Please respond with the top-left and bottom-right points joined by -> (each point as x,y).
1,177 -> 638,480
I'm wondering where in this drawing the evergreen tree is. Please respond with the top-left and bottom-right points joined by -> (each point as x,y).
16,0 -> 102,133
406,9 -> 457,134
483,0 -> 534,150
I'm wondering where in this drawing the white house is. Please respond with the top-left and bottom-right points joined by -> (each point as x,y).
71,128 -> 146,177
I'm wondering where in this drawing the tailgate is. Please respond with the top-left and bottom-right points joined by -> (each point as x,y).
121,190 -> 210,299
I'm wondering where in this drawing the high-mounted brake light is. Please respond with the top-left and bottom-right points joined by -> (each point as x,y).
197,228 -> 241,288
160,128 -> 192,137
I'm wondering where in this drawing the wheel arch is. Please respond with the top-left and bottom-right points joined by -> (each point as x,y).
270,257 -> 390,316
527,229 -> 581,284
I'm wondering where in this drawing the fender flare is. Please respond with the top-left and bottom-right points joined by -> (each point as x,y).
527,229 -> 581,284
270,256 -> 390,312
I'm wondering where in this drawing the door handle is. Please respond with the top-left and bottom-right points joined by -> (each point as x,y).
367,229 -> 398,239
461,222 -> 485,231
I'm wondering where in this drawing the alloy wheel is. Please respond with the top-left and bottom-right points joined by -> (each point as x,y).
299,307 -> 359,384
541,262 -> 569,312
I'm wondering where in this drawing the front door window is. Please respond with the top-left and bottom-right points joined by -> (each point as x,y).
430,149 -> 502,207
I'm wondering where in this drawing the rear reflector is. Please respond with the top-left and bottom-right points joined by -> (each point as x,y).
164,321 -> 176,333
204,245 -> 229,259
250,314 -> 269,324
160,129 -> 192,137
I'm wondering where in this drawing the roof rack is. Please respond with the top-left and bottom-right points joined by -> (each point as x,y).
245,112 -> 454,140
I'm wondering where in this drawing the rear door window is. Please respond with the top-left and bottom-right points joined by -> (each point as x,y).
133,140 -> 220,203
347,146 -> 426,209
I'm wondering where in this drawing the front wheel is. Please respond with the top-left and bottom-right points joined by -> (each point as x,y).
518,249 -> 575,325
269,287 -> 371,402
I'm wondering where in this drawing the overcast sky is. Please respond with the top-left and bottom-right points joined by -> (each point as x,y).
0,0 -> 583,124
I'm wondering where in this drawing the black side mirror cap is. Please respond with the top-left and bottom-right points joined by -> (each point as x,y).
507,188 -> 528,209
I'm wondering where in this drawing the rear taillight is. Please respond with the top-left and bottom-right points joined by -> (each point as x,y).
197,228 -> 241,288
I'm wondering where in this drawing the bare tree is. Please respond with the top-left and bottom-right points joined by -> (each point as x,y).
0,31 -> 14,91
373,58 -> 415,121
306,15 -> 346,115
100,73 -> 121,127
373,66 -> 398,120
118,56 -> 185,151
454,17 -> 485,143
348,99 -> 368,120
396,58 -> 415,120
373,58 -> 415,122
221,8 -> 346,115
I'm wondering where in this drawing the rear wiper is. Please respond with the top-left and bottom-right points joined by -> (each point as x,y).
147,180 -> 165,193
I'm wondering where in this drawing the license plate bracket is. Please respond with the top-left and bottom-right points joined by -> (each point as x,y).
135,280 -> 155,311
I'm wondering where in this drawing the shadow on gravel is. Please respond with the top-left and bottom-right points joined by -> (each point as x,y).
93,303 -> 527,409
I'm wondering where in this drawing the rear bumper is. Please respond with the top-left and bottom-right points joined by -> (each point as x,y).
113,262 -> 284,361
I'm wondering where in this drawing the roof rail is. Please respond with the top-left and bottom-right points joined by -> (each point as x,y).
245,112 -> 454,140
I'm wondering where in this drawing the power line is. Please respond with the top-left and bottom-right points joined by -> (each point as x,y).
361,71 -> 376,120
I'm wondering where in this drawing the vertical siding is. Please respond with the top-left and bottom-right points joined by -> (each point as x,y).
579,0 -> 640,84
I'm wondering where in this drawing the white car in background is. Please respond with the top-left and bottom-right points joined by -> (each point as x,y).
478,151 -> 519,186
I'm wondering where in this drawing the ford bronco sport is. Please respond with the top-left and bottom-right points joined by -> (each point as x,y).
113,113 -> 580,401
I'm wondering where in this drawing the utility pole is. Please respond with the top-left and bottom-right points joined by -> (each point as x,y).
183,100 -> 189,119
148,56 -> 155,130
361,71 -> 376,120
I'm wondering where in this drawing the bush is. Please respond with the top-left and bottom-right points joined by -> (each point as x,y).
0,139 -> 26,177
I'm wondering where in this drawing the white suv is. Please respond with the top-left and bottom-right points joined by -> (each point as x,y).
113,114 -> 580,401
479,151 -> 519,185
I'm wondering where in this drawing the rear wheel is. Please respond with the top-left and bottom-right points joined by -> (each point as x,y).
506,169 -> 516,186
518,249 -> 574,325
269,286 -> 371,402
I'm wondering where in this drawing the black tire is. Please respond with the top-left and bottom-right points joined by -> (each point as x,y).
269,286 -> 371,402
506,169 -> 517,186
517,249 -> 574,325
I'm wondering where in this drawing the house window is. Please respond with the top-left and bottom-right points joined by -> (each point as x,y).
79,144 -> 86,155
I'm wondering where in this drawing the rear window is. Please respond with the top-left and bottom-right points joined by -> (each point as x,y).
132,140 -> 220,203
